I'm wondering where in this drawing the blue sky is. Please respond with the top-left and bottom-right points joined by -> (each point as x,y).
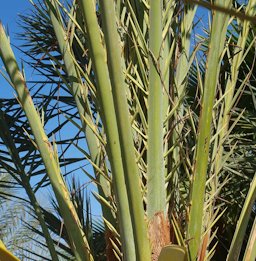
0,1 -> 32,98
0,1 -> 31,37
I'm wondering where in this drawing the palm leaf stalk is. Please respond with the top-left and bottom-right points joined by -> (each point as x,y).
172,2 -> 196,136
0,23 -> 92,261
147,0 -> 165,218
195,1 -> 256,258
242,216 -> 256,261
199,1 -> 256,257
45,0 -> 114,226
187,1 -> 232,259
167,2 -> 197,223
78,0 -> 139,259
227,173 -> 256,261
175,3 -> 197,100
0,109 -> 59,261
147,0 -> 172,258
214,0 -> 256,179
209,2 -> 256,258
98,1 -> 152,260
162,0 -> 174,184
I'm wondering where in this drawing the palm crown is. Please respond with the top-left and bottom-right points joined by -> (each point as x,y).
0,0 -> 255,260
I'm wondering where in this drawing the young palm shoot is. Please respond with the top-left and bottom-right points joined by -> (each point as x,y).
187,1 -> 232,259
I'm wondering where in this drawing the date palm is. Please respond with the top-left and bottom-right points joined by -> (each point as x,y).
0,0 -> 255,260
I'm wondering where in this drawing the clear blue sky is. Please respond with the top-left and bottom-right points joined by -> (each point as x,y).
0,1 -> 32,48
0,1 -> 32,98
0,1 -> 31,36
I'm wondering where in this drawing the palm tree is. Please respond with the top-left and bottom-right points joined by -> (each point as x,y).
0,0 -> 255,260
